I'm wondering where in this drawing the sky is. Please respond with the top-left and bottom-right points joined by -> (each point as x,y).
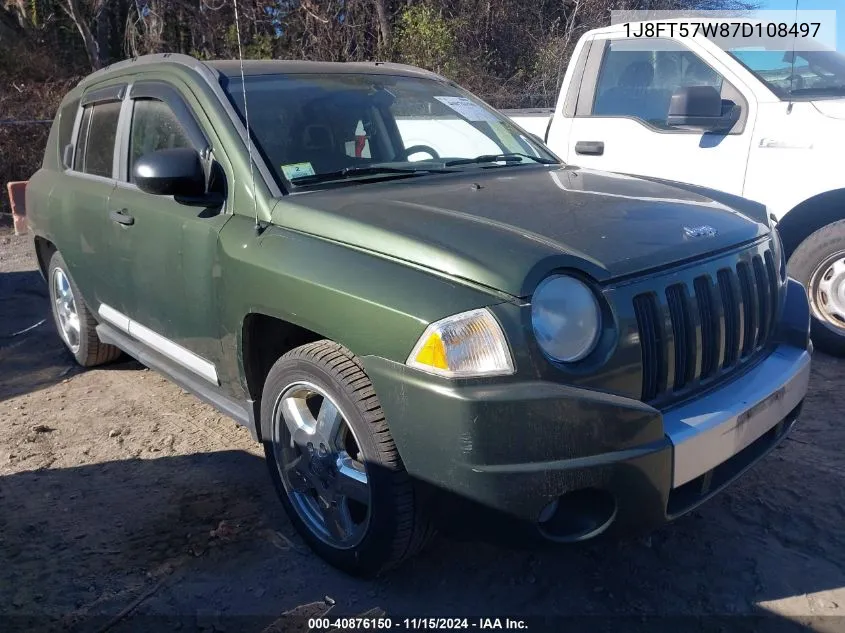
758,0 -> 843,50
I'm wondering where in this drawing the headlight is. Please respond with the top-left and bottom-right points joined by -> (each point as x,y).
406,308 -> 514,378
531,275 -> 601,363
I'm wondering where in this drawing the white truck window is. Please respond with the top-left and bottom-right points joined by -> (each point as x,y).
728,46 -> 845,99
592,39 -> 724,129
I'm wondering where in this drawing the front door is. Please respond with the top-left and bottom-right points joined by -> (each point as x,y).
561,36 -> 755,196
106,80 -> 230,386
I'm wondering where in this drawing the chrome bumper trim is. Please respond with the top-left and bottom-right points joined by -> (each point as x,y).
665,345 -> 811,488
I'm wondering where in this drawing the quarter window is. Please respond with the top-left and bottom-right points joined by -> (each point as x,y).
129,98 -> 193,182
73,100 -> 121,177
592,39 -> 725,127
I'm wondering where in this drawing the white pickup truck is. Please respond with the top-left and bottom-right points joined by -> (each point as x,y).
506,21 -> 845,355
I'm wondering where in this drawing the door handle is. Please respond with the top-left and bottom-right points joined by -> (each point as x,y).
110,209 -> 134,226
574,141 -> 605,156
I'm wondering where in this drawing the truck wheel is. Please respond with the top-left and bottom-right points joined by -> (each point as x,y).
261,340 -> 434,576
788,219 -> 845,356
47,251 -> 122,367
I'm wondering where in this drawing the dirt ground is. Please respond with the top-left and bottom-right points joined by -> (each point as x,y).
2,222 -> 845,633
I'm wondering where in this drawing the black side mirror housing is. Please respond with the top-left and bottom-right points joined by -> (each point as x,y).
667,85 -> 736,132
134,148 -> 206,197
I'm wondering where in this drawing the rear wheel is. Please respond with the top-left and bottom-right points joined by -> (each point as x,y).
788,219 -> 845,356
261,340 -> 434,576
47,251 -> 121,367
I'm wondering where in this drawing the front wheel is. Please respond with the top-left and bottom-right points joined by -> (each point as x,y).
261,340 -> 434,576
787,219 -> 845,356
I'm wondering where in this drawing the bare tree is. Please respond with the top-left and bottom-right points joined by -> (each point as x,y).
61,0 -> 104,69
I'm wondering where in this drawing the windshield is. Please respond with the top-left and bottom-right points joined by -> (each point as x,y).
222,72 -> 557,189
725,41 -> 845,99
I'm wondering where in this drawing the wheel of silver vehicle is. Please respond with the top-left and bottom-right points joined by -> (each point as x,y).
808,250 -> 845,332
261,340 -> 434,576
273,381 -> 371,549
51,267 -> 81,353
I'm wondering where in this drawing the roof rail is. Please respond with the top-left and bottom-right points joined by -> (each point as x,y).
78,53 -> 219,88
369,60 -> 443,79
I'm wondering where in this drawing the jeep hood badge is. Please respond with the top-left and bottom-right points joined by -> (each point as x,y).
684,225 -> 718,238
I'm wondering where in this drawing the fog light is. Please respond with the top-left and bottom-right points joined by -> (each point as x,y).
537,489 -> 617,543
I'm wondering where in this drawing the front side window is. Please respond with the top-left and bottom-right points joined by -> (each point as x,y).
73,100 -> 121,177
129,98 -> 193,182
592,38 -> 724,127
223,73 -> 557,188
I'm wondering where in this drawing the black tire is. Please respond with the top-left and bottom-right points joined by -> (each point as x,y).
47,251 -> 122,367
787,219 -> 845,356
261,340 -> 434,576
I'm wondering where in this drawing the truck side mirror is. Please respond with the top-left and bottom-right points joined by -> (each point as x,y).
666,86 -> 736,132
134,148 -> 206,198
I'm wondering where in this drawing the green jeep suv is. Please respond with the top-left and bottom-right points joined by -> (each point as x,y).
26,54 -> 812,575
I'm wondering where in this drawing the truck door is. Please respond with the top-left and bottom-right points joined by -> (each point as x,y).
561,35 -> 755,195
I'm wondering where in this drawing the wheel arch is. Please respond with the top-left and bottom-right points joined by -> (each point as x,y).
777,188 -> 845,260
33,235 -> 57,281
239,311 -> 327,439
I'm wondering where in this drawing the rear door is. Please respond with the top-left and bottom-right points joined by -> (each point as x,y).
562,35 -> 755,195
57,84 -> 125,312
106,79 -> 230,385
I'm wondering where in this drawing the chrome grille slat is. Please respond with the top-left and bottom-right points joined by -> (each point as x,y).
633,293 -> 662,402
718,268 -> 740,368
694,276 -> 718,380
666,284 -> 694,392
737,261 -> 758,356
753,255 -> 770,344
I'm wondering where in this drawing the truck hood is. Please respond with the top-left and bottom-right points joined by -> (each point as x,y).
271,166 -> 769,297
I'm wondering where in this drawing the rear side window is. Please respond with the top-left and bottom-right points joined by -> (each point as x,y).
128,99 -> 193,182
73,100 -> 121,177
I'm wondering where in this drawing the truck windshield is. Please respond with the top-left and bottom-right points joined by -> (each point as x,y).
222,72 -> 557,189
725,42 -> 845,100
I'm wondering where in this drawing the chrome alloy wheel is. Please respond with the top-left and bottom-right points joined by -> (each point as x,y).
52,268 -> 81,353
809,250 -> 845,332
273,382 -> 371,549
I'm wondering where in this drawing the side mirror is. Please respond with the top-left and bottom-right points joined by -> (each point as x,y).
134,148 -> 205,197
666,85 -> 736,132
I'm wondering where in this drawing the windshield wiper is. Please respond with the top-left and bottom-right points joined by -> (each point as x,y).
290,165 -> 450,185
444,153 -> 558,167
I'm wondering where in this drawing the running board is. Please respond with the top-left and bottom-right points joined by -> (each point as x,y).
96,322 -> 258,439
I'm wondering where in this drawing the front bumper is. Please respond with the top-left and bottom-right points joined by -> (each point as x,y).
361,280 -> 811,542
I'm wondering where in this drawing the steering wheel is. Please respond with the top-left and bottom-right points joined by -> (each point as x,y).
404,145 -> 440,160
